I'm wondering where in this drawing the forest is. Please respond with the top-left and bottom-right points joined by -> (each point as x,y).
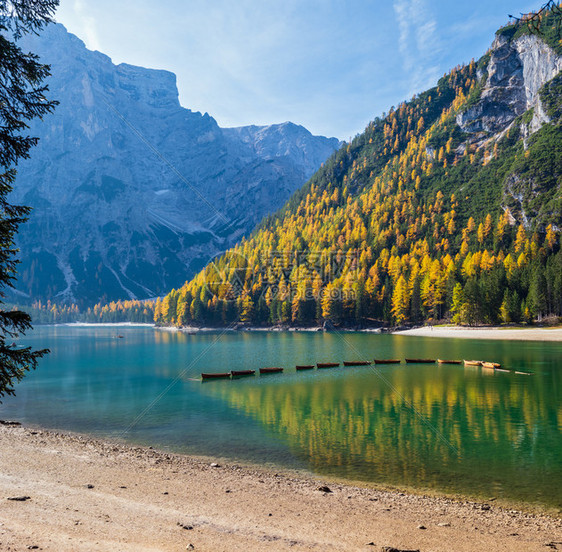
24,9 -> 562,329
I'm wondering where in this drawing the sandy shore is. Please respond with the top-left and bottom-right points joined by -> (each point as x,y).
1,425 -> 560,551
394,326 -> 562,341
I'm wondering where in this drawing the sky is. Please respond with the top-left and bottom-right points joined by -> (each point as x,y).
56,0 -> 540,140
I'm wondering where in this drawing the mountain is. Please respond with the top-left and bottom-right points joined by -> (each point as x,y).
11,23 -> 339,306
156,8 -> 562,328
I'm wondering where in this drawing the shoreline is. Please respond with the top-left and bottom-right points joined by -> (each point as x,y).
1,424 -> 560,551
54,322 -> 562,341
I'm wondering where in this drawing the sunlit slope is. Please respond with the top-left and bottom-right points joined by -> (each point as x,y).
159,10 -> 562,327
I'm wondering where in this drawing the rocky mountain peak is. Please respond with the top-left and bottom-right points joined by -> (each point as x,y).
11,23 -> 339,306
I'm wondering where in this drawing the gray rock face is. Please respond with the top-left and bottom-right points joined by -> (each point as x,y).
455,32 -> 562,232
12,24 -> 339,305
457,34 -> 562,135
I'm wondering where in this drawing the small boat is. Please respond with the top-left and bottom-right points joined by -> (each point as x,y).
405,358 -> 436,364
231,370 -> 255,377
482,362 -> 501,369
296,365 -> 315,370
373,359 -> 401,364
515,371 -> 532,375
201,372 -> 231,380
495,368 -> 510,373
343,361 -> 371,366
259,367 -> 284,374
464,360 -> 482,367
437,359 -> 462,365
317,362 -> 340,368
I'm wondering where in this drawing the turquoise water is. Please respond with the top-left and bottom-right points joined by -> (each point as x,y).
1,325 -> 561,510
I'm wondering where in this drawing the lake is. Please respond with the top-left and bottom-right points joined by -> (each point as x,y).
1,325 -> 561,511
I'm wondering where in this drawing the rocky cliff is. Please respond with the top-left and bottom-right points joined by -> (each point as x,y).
457,32 -> 562,136
452,26 -> 562,229
11,24 -> 339,305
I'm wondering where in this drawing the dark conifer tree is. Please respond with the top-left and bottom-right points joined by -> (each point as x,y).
0,0 -> 58,400
528,266 -> 548,321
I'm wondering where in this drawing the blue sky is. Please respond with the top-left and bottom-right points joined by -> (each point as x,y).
56,0 -> 539,139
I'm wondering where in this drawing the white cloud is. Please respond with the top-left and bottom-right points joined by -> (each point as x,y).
72,0 -> 101,51
394,0 -> 412,67
393,0 -> 440,96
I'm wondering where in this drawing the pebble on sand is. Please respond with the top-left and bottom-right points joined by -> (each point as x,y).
177,522 -> 193,530
381,547 -> 420,552
381,546 -> 420,552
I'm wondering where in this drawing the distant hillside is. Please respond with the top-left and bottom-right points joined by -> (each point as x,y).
112,10 -> 562,327
11,24 -> 339,307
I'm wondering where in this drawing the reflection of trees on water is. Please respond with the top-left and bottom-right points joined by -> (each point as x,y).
204,365 -> 562,506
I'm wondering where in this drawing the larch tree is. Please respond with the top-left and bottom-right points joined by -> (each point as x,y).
0,0 -> 58,401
